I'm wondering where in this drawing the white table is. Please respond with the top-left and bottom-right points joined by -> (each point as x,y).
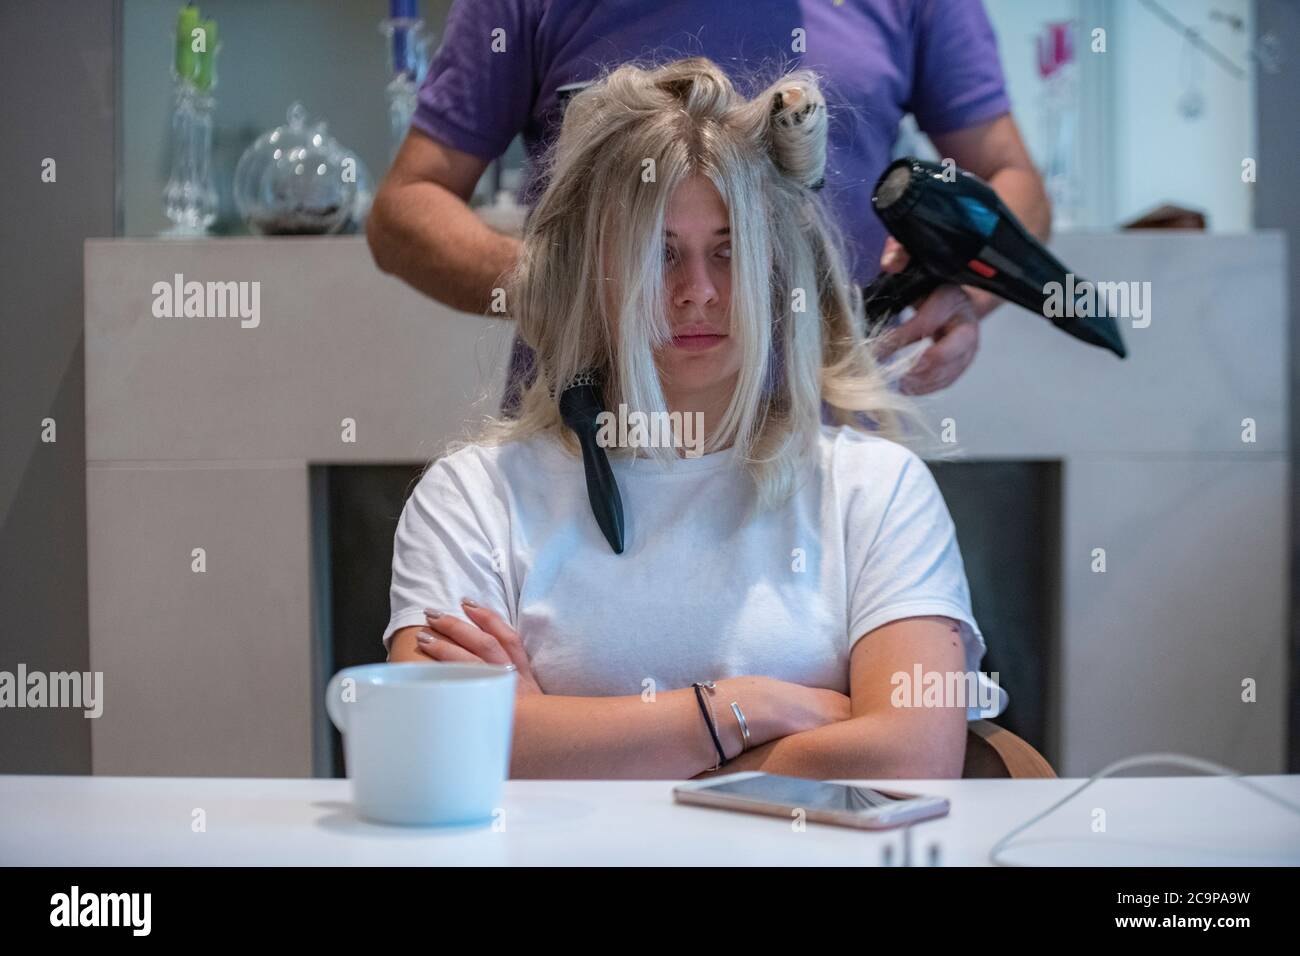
2,775 -> 1298,866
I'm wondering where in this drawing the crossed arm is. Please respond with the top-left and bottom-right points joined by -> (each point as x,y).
691,616 -> 969,781
388,610 -> 969,780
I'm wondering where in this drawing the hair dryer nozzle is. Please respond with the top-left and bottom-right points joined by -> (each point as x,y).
865,157 -> 1127,359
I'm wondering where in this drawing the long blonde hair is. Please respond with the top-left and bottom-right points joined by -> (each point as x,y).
446,56 -> 929,512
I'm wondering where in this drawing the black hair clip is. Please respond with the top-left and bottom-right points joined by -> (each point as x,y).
554,368 -> 625,554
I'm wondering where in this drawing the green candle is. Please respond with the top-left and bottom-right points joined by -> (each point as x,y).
194,18 -> 218,91
175,5 -> 201,81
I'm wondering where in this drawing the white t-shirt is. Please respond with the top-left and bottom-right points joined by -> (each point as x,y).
383,423 -> 1007,720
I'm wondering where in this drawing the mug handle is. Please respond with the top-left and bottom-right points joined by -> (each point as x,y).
326,669 -> 351,732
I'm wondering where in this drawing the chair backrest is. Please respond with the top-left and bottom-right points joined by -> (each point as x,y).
962,719 -> 1056,779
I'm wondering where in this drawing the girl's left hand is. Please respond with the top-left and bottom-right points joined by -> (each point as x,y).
417,600 -> 544,696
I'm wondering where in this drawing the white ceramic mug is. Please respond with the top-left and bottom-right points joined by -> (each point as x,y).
326,662 -> 517,825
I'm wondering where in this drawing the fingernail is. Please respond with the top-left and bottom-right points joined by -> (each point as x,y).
424,608 -> 442,619
416,631 -> 435,645
461,598 -> 480,608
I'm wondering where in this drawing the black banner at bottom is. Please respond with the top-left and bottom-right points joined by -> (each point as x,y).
0,865 -> 1290,940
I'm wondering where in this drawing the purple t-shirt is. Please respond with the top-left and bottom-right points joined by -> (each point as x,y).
412,0 -> 1010,414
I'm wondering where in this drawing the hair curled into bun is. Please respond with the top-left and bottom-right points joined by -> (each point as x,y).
762,75 -> 828,190
448,56 -> 926,511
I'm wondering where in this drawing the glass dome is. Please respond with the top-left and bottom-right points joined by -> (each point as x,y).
233,102 -> 370,235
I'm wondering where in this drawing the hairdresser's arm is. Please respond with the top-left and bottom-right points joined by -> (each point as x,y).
366,130 -> 521,314
692,616 -> 969,780
931,113 -> 1052,318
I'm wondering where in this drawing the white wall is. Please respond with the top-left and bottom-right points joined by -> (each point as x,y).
1110,0 -> 1255,230
986,0 -> 1076,162
986,0 -> 1256,231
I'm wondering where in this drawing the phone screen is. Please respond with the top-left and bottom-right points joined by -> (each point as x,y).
699,773 -> 915,812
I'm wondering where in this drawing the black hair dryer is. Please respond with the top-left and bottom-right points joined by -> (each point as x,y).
863,157 -> 1127,358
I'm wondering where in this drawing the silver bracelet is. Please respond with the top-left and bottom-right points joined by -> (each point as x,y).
730,701 -> 751,753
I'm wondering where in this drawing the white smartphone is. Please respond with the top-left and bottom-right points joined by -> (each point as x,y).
673,771 -> 949,830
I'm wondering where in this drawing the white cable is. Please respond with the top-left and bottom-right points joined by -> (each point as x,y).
988,752 -> 1300,867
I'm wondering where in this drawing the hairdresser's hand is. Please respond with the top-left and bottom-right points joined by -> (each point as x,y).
418,601 -> 544,696
875,238 -> 981,395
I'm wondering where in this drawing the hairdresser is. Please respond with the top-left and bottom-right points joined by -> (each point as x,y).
367,0 -> 1050,401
